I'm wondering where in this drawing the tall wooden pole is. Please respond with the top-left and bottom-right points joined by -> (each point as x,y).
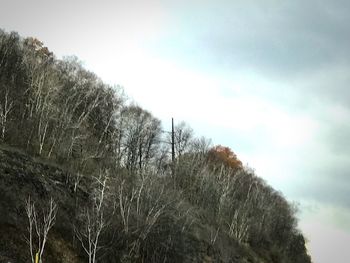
171,118 -> 175,176
171,118 -> 175,163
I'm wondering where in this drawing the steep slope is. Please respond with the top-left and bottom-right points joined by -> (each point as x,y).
0,146 -> 84,263
0,30 -> 311,263
0,146 -> 265,263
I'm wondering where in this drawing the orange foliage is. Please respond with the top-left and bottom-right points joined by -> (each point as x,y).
24,37 -> 53,57
208,145 -> 243,171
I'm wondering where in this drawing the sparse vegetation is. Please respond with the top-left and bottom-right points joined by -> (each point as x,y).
0,29 -> 311,263
25,196 -> 58,263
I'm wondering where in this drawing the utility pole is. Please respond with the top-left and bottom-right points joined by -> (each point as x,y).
171,118 -> 175,177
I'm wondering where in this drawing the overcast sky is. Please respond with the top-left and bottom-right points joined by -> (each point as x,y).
1,0 -> 350,261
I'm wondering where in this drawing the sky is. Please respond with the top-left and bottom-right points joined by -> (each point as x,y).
1,0 -> 350,261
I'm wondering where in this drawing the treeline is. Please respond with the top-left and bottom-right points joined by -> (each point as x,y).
0,30 -> 164,175
0,30 -> 311,263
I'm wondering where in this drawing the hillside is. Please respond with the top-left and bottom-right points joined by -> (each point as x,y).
0,146 -> 260,263
0,30 -> 311,263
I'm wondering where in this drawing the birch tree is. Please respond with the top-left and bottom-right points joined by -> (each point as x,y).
75,170 -> 113,263
25,196 -> 58,263
0,88 -> 13,141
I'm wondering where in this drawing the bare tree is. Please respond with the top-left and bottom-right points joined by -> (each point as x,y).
227,207 -> 249,243
25,196 -> 58,263
21,40 -> 59,155
121,106 -> 162,173
0,88 -> 13,141
75,170 -> 112,263
116,175 -> 170,260
173,121 -> 193,158
118,180 -> 137,234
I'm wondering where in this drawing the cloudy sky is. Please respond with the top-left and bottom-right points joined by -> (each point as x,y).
1,0 -> 350,261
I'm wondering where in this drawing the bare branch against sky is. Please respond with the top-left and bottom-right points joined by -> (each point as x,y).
1,0 -> 350,261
